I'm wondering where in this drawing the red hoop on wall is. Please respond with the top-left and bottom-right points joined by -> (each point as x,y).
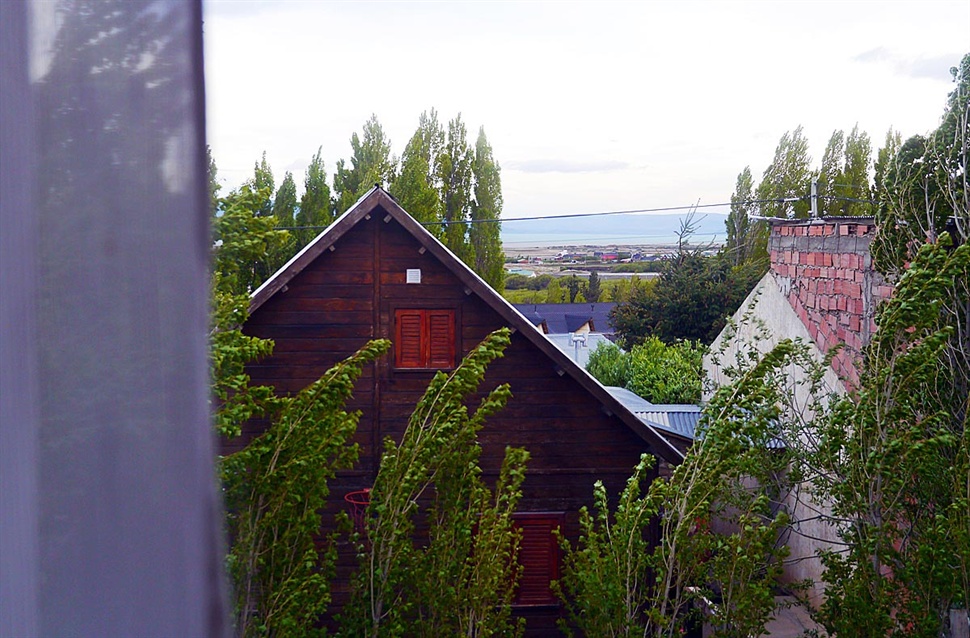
344,488 -> 371,534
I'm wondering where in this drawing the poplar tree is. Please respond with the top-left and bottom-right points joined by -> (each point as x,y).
755,126 -> 812,219
272,171 -> 297,223
817,130 -> 846,217
586,270 -> 602,302
725,166 -> 763,266
250,151 -> 275,217
333,114 -> 396,215
566,275 -> 581,303
246,153 -> 281,282
342,330 -> 528,637
559,338 -> 799,637
812,240 -> 969,636
295,147 -> 333,249
391,110 -> 445,234
439,114 -> 474,264
223,342 -> 390,638
816,125 -> 874,217
841,124 -> 874,217
873,128 -> 902,208
470,126 -> 505,291
265,171 -> 299,271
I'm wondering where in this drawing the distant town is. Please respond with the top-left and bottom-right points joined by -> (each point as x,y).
504,242 -> 721,279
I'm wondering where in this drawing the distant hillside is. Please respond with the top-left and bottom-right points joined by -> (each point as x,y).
501,212 -> 729,247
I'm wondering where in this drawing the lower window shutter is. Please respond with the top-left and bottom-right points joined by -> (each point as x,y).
514,513 -> 563,606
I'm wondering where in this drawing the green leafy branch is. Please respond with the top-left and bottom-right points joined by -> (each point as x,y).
341,329 -> 528,638
222,340 -> 390,637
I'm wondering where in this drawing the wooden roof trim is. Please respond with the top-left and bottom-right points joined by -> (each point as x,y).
249,186 -> 385,313
248,187 -> 685,465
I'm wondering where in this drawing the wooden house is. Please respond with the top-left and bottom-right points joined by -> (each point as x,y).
232,187 -> 686,635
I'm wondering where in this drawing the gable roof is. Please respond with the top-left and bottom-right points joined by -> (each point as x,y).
564,314 -> 593,333
250,186 -> 684,465
519,310 -> 548,333
513,303 -> 617,335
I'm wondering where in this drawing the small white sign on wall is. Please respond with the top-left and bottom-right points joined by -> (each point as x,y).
406,269 -> 421,284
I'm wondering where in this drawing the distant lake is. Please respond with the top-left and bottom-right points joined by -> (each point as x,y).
500,212 -> 728,247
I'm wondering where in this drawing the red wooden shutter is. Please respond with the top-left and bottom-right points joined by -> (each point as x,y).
395,310 -> 423,368
426,310 -> 455,368
514,513 -> 563,606
395,309 -> 455,369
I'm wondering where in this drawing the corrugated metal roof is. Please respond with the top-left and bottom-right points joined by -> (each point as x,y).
606,386 -> 702,440
605,386 -> 653,411
605,387 -> 787,448
635,406 -> 703,441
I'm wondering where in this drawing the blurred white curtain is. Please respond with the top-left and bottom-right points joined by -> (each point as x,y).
0,1 -> 227,635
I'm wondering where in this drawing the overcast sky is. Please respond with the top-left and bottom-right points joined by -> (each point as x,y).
203,1 -> 969,220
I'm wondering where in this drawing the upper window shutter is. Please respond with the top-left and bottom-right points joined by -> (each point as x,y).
426,310 -> 455,368
394,309 -> 455,369
514,513 -> 563,606
395,310 -> 423,368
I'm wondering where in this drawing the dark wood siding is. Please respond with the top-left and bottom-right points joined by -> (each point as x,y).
232,206 -> 661,636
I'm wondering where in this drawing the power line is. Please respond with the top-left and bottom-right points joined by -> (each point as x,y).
830,183 -> 872,192
819,194 -> 877,205
421,197 -> 801,226
273,196 -> 816,231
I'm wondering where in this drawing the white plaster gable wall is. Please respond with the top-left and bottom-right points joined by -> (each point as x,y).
703,271 -> 844,608
705,271 -> 844,401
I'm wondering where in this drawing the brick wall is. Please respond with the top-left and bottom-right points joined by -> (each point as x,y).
768,218 -> 894,389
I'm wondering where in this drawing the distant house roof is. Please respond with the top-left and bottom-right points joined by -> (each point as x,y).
250,187 -> 684,466
513,303 -> 617,335
545,333 -> 614,368
520,311 -> 548,333
564,314 -> 593,333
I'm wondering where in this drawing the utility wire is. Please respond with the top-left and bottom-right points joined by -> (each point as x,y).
274,195 -> 823,230
819,194 -> 878,204
421,197 -> 803,226
271,193 -> 876,232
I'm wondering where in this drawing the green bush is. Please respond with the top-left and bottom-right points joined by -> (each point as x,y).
586,338 -> 703,404
586,342 -> 631,388
627,337 -> 704,404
